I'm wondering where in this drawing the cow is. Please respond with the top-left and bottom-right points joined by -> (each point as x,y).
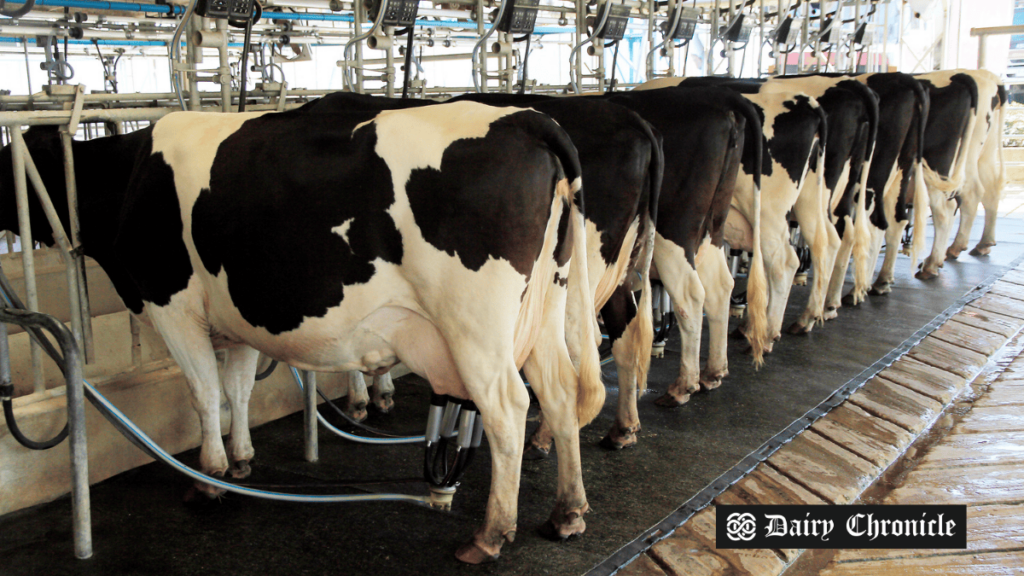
815,73 -> 929,301
636,78 -> 827,355
921,69 -> 1007,264
302,91 -> 666,450
911,71 -> 979,280
0,101 -> 604,563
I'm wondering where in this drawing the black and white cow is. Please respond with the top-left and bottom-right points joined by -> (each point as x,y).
918,69 -> 1008,265
827,73 -> 929,300
303,91 -> 665,450
636,78 -> 827,356
911,71 -> 978,279
0,101 -> 604,563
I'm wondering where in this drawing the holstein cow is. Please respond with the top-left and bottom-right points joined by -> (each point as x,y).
302,91 -> 665,450
0,101 -> 604,563
910,71 -> 979,279
812,73 -> 929,301
919,69 -> 1007,264
636,78 -> 827,355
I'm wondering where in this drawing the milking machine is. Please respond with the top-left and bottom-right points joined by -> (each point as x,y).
789,220 -> 812,286
727,245 -> 749,318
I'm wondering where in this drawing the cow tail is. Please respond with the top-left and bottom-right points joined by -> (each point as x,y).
739,98 -> 768,368
996,85 -> 1008,198
909,157 -> 929,271
852,144 -> 874,298
539,118 -> 604,428
558,180 -> 605,427
630,119 -> 662,394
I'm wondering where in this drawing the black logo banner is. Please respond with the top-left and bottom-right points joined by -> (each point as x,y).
717,505 -> 967,549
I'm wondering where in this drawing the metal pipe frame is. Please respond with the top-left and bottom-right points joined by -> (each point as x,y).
302,369 -> 318,462
0,308 -> 90,558
9,131 -> 45,394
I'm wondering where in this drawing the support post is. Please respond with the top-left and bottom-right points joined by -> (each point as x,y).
303,370 -> 318,462
10,131 -> 44,394
59,130 -> 94,364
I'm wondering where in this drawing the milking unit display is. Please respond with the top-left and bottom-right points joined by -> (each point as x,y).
0,0 -> 1016,569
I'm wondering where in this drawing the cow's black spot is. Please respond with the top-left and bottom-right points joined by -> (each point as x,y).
190,113 -> 402,335
405,112 -> 555,278
114,137 -> 194,310
768,95 -> 821,185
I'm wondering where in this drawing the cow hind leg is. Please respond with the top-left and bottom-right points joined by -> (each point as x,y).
147,302 -> 229,498
972,161 -> 1003,255
698,240 -> 732,389
454,361 -> 529,564
522,325 -> 590,543
760,218 -> 799,347
825,216 -> 856,319
652,234 -> 704,407
370,372 -> 396,413
221,345 -> 260,479
345,371 -> 370,422
949,183 -> 980,258
598,285 -> 642,450
790,186 -> 841,334
918,193 -> 957,280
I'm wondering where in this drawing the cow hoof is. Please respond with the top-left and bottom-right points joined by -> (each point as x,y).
946,247 -> 963,260
599,425 -> 639,450
970,244 -> 993,257
538,507 -> 587,542
371,393 -> 394,414
455,541 -> 501,565
523,440 -> 551,460
841,293 -> 860,307
700,370 -> 727,390
654,391 -> 690,407
346,402 -> 368,423
793,273 -> 808,286
823,308 -> 839,321
915,269 -> 938,281
185,471 -> 227,502
787,322 -> 811,336
869,282 -> 893,296
229,460 -> 251,479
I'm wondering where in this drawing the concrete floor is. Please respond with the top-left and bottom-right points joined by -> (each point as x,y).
1,212 -> 1023,576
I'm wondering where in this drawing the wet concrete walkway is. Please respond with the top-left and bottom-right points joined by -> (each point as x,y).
817,342 -> 1024,575
618,264 -> 1024,576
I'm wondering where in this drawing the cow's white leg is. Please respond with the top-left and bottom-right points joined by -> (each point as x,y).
698,240 -> 732,389
790,179 -> 841,334
370,372 -> 395,413
824,215 -> 856,319
759,215 -> 799,347
597,284 -> 643,450
221,345 -> 259,479
146,296 -> 228,496
918,191 -> 956,280
948,182 -> 980,259
345,371 -> 370,422
455,361 -> 528,564
522,305 -> 590,545
652,233 -> 704,407
971,150 -> 1004,256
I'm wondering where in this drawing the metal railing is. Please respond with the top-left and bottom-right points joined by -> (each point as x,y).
0,307 -> 90,559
